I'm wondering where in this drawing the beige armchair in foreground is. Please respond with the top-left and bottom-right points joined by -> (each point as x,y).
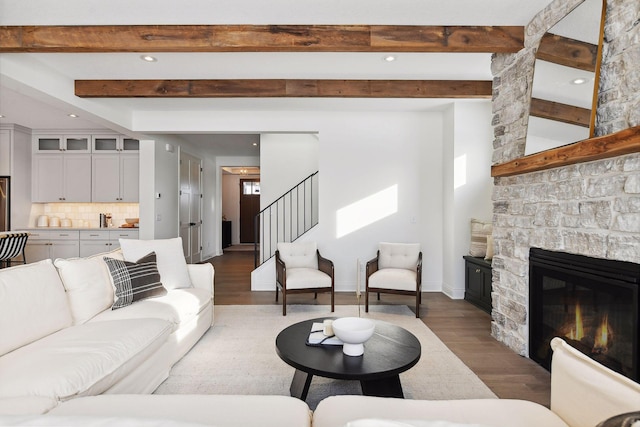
366,242 -> 422,317
275,241 -> 335,316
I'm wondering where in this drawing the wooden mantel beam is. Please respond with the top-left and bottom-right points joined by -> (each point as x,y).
0,25 -> 524,53
74,79 -> 493,98
491,125 -> 640,178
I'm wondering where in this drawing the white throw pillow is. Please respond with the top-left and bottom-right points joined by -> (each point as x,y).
119,237 -> 192,290
0,260 -> 72,356
469,219 -> 492,258
54,249 -> 124,324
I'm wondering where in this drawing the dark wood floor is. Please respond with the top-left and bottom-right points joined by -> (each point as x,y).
209,251 -> 551,407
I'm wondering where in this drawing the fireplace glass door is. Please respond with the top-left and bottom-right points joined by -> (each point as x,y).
529,248 -> 639,381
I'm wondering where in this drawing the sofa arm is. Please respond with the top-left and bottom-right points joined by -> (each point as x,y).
187,263 -> 214,298
550,337 -> 640,427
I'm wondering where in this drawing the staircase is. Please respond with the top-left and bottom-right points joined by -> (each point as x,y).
254,171 -> 318,267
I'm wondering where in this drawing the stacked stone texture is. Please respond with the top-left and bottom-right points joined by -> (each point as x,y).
490,0 -> 640,355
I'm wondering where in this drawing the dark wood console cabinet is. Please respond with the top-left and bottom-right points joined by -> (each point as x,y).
222,220 -> 232,248
463,255 -> 492,314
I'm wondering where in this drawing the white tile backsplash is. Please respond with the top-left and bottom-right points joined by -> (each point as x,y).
34,203 -> 139,228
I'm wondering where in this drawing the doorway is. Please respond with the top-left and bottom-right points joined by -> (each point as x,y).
179,152 -> 203,263
240,178 -> 260,243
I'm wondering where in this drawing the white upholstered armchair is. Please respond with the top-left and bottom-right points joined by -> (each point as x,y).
365,242 -> 422,317
275,241 -> 335,316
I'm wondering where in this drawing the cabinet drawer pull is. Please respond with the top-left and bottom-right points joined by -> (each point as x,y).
475,268 -> 481,273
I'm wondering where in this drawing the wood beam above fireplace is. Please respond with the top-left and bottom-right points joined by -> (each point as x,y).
0,25 -> 524,53
491,125 -> 640,177
74,79 -> 493,98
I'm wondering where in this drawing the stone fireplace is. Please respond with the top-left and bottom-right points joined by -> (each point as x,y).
489,0 -> 640,359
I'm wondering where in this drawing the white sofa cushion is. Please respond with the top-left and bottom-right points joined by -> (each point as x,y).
119,238 -> 192,290
0,260 -> 72,356
285,268 -> 332,289
368,269 -> 417,291
277,241 -> 318,269
378,243 -> 420,271
54,249 -> 124,325
0,415 -> 210,426
312,396 -> 569,427
0,397 -> 59,416
89,288 -> 211,330
0,319 -> 172,400
50,394 -> 312,427
550,337 -> 640,427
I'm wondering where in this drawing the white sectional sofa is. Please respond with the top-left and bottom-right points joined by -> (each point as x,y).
0,238 -> 214,402
0,237 -> 637,427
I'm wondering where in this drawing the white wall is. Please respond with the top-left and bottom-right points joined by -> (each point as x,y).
230,110 -> 445,292
260,133 -> 319,208
450,101 -> 494,298
138,136 -> 180,240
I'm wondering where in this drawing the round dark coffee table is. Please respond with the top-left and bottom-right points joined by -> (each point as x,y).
275,317 -> 421,401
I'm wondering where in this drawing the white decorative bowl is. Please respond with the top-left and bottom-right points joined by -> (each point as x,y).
331,317 -> 375,356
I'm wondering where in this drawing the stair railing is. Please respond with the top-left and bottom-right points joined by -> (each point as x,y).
254,171 -> 318,267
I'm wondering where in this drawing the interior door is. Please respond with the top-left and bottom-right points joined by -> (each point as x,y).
239,179 -> 260,243
179,152 -> 203,263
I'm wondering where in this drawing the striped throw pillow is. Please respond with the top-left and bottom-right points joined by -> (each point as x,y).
104,252 -> 166,310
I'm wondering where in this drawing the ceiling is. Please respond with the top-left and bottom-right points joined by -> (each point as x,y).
1,0 -> 574,157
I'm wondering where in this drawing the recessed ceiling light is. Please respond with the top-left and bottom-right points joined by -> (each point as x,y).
252,142 -> 258,146
0,115 -> 4,118
571,77 -> 588,85
140,55 -> 157,62
68,113 -> 79,118
383,55 -> 397,62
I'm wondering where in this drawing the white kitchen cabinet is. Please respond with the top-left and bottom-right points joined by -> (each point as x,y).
79,229 -> 138,257
92,153 -> 139,202
34,134 -> 90,153
0,129 -> 11,175
92,135 -> 139,153
24,230 -> 80,262
32,154 -> 92,202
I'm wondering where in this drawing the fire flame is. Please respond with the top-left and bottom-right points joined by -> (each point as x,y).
567,303 -> 584,341
564,303 -> 612,354
593,314 -> 610,354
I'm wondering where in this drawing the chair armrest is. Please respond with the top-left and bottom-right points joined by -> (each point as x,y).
317,250 -> 334,278
416,252 -> 422,287
365,252 -> 379,278
187,263 -> 214,297
275,250 -> 286,285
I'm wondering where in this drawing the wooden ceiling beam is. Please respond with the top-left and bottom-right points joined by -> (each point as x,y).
537,33 -> 598,72
74,79 -> 493,98
0,25 -> 523,53
530,98 -> 591,128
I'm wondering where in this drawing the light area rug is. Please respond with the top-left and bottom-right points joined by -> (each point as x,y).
154,305 -> 497,409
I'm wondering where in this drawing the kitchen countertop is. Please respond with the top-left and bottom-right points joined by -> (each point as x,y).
19,227 -> 139,231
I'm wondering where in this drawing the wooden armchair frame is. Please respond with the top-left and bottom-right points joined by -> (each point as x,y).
365,250 -> 423,317
275,249 -> 335,316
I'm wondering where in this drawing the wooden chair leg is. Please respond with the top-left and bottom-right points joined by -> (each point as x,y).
415,292 -> 420,318
331,290 -> 335,312
365,289 -> 369,313
282,291 -> 287,316
377,292 -> 381,301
